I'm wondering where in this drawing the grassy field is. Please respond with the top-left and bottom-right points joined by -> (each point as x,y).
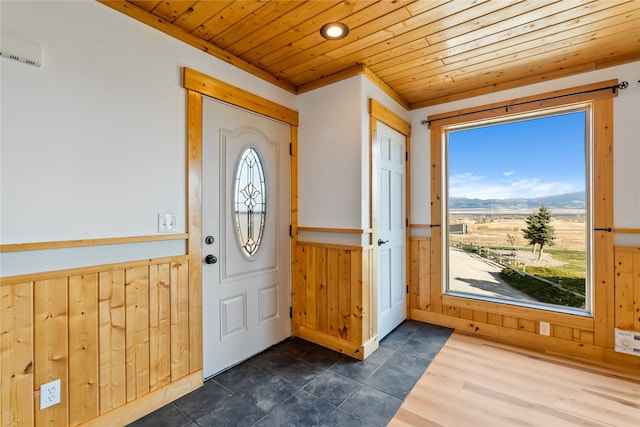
500,268 -> 585,308
450,215 -> 586,251
500,248 -> 586,307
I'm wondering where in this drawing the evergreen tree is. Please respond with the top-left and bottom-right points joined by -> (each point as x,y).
522,204 -> 555,260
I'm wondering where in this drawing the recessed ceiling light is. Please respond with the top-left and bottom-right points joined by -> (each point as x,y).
320,22 -> 349,40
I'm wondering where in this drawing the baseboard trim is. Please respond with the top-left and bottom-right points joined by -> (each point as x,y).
79,371 -> 202,427
294,326 -> 379,360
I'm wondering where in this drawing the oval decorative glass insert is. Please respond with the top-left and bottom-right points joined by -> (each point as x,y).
234,147 -> 266,257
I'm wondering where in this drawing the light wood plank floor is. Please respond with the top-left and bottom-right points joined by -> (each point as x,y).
389,332 -> 640,427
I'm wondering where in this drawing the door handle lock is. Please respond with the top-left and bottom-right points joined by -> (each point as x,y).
377,239 -> 389,246
205,254 -> 218,264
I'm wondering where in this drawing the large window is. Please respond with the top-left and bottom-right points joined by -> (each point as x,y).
444,108 -> 592,313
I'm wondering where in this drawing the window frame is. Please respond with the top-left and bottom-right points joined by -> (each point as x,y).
441,106 -> 593,315
428,81 -> 616,345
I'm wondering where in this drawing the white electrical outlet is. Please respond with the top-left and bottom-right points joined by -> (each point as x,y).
158,213 -> 177,233
539,321 -> 550,336
40,379 -> 61,410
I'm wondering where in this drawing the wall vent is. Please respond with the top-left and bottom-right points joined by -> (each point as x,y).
0,33 -> 41,67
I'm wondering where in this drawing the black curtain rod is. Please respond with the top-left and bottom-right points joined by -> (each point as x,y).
420,81 -> 629,126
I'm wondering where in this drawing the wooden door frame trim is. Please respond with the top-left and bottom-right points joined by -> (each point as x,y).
183,67 -> 299,373
369,99 -> 412,338
184,68 -> 298,126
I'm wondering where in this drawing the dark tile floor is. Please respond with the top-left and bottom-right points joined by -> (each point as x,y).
128,321 -> 452,427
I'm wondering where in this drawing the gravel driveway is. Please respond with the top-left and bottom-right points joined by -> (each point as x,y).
448,247 -> 537,302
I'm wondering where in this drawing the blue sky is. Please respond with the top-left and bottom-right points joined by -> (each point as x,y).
448,111 -> 586,200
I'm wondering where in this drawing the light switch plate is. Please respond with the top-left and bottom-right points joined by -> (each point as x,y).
158,213 -> 177,233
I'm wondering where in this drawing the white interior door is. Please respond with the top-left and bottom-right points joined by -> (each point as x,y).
377,121 -> 406,339
202,97 -> 290,379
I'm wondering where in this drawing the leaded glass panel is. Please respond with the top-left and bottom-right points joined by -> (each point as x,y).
234,147 -> 266,258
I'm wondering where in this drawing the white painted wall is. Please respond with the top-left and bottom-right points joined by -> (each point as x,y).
0,1 -> 295,276
297,77 -> 363,231
408,61 -> 640,245
296,75 -> 410,245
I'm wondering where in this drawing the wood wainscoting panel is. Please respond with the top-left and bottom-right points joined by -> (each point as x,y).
170,261 -> 190,381
1,281 -> 34,426
410,237 -> 431,312
125,266 -> 151,402
338,248 -> 353,343
34,278 -> 69,427
408,236 -> 640,373
614,246 -> 640,332
0,256 -> 200,427
293,241 -> 377,359
326,248 -> 340,342
98,270 -> 126,414
350,248 -> 364,345
68,274 -> 99,426
149,264 -> 171,392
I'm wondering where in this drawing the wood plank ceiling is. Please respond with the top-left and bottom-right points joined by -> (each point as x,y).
102,0 -> 640,109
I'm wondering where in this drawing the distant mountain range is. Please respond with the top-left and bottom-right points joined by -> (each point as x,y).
449,191 -> 585,210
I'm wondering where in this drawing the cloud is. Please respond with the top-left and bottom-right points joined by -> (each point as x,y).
449,172 -> 484,186
449,174 -> 578,199
503,171 -> 514,176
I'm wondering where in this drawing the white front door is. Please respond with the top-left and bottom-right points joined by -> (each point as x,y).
376,121 -> 407,339
202,97 -> 291,379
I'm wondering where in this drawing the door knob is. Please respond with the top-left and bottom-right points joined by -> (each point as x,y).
205,254 -> 217,264
377,239 -> 389,246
